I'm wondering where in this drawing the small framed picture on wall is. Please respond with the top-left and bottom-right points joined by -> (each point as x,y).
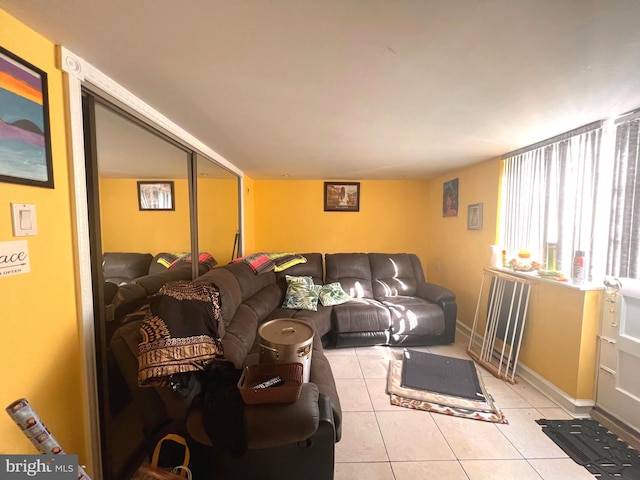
467,203 -> 483,230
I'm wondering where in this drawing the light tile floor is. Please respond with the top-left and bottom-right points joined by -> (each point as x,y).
326,337 -> 594,480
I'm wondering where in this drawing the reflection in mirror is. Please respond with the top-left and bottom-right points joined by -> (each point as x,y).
196,154 -> 240,266
87,97 -> 243,479
93,102 -> 192,479
95,104 -> 191,256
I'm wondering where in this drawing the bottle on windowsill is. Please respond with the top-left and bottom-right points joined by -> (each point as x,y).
572,250 -> 585,285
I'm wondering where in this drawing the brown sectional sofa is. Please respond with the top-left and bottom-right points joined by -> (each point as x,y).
109,252 -> 456,479
326,253 -> 457,347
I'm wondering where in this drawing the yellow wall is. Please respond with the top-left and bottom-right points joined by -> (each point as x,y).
0,10 -> 88,463
242,176 -> 255,255
426,158 -> 502,326
198,177 -> 240,265
252,180 -> 431,267
518,284 -> 602,398
99,178 -> 191,253
99,177 -> 239,264
426,157 -> 601,400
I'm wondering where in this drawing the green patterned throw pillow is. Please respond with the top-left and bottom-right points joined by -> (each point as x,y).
285,275 -> 314,287
319,282 -> 352,307
282,282 -> 321,311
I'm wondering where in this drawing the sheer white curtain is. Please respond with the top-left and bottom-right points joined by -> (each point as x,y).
607,113 -> 640,278
500,122 -> 603,278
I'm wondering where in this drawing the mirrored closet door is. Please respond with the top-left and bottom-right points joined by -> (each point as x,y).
82,92 -> 241,480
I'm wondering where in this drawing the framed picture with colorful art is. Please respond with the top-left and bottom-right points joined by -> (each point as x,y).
0,46 -> 53,188
443,178 -> 459,217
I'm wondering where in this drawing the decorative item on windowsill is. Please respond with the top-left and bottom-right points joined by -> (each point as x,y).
507,249 -> 540,272
535,242 -> 568,281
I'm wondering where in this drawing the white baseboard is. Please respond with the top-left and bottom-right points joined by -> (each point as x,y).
456,323 -> 594,418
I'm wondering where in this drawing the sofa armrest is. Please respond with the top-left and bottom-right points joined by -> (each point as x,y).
189,383 -> 324,450
244,383 -> 320,449
416,282 -> 456,304
416,282 -> 457,344
316,393 -> 336,441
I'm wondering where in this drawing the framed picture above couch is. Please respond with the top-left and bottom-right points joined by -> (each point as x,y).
324,182 -> 360,212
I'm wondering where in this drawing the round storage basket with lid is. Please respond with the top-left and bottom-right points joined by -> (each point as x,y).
258,319 -> 314,383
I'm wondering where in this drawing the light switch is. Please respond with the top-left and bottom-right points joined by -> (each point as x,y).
11,203 -> 37,236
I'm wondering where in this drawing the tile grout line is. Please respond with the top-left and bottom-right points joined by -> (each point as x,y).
358,353 -> 398,480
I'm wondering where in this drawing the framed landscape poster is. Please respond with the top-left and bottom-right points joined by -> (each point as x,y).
324,181 -> 360,212
0,46 -> 53,188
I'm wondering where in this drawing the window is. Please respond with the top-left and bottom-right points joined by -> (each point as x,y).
500,109 -> 640,282
500,122 -> 603,280
607,111 -> 640,278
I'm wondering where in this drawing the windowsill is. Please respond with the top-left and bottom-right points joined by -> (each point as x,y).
486,266 -> 603,291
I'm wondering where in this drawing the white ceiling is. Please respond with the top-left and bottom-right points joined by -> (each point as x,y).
2,0 -> 640,180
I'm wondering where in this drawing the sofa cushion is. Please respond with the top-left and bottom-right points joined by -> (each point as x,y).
331,298 -> 391,334
369,253 -> 424,299
196,267 -> 243,327
382,296 -> 445,338
289,306 -> 333,339
133,263 -> 193,295
225,262 -> 276,301
244,284 -> 284,319
318,282 -> 352,307
103,252 -> 153,285
325,253 -> 374,298
223,305 -> 259,368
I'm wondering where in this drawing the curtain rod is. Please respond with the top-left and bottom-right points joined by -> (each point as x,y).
615,107 -> 640,125
502,120 -> 603,159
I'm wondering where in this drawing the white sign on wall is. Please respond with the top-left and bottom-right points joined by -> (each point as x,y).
0,240 -> 31,277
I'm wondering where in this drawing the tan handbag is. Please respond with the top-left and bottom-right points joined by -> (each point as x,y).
134,434 -> 192,480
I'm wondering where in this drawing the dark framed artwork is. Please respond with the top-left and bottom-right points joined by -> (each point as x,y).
467,203 -> 483,230
324,182 -> 360,212
0,46 -> 53,188
443,178 -> 459,217
137,181 -> 175,211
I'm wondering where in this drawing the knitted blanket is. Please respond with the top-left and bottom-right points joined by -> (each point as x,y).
235,252 -> 307,274
138,280 -> 225,388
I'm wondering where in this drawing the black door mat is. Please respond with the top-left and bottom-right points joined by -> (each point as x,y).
537,419 -> 640,479
401,349 -> 485,401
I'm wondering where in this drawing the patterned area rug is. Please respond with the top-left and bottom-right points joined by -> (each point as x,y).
387,357 -> 507,423
537,419 -> 640,479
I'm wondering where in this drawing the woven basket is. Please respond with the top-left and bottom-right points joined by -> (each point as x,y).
238,362 -> 303,405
